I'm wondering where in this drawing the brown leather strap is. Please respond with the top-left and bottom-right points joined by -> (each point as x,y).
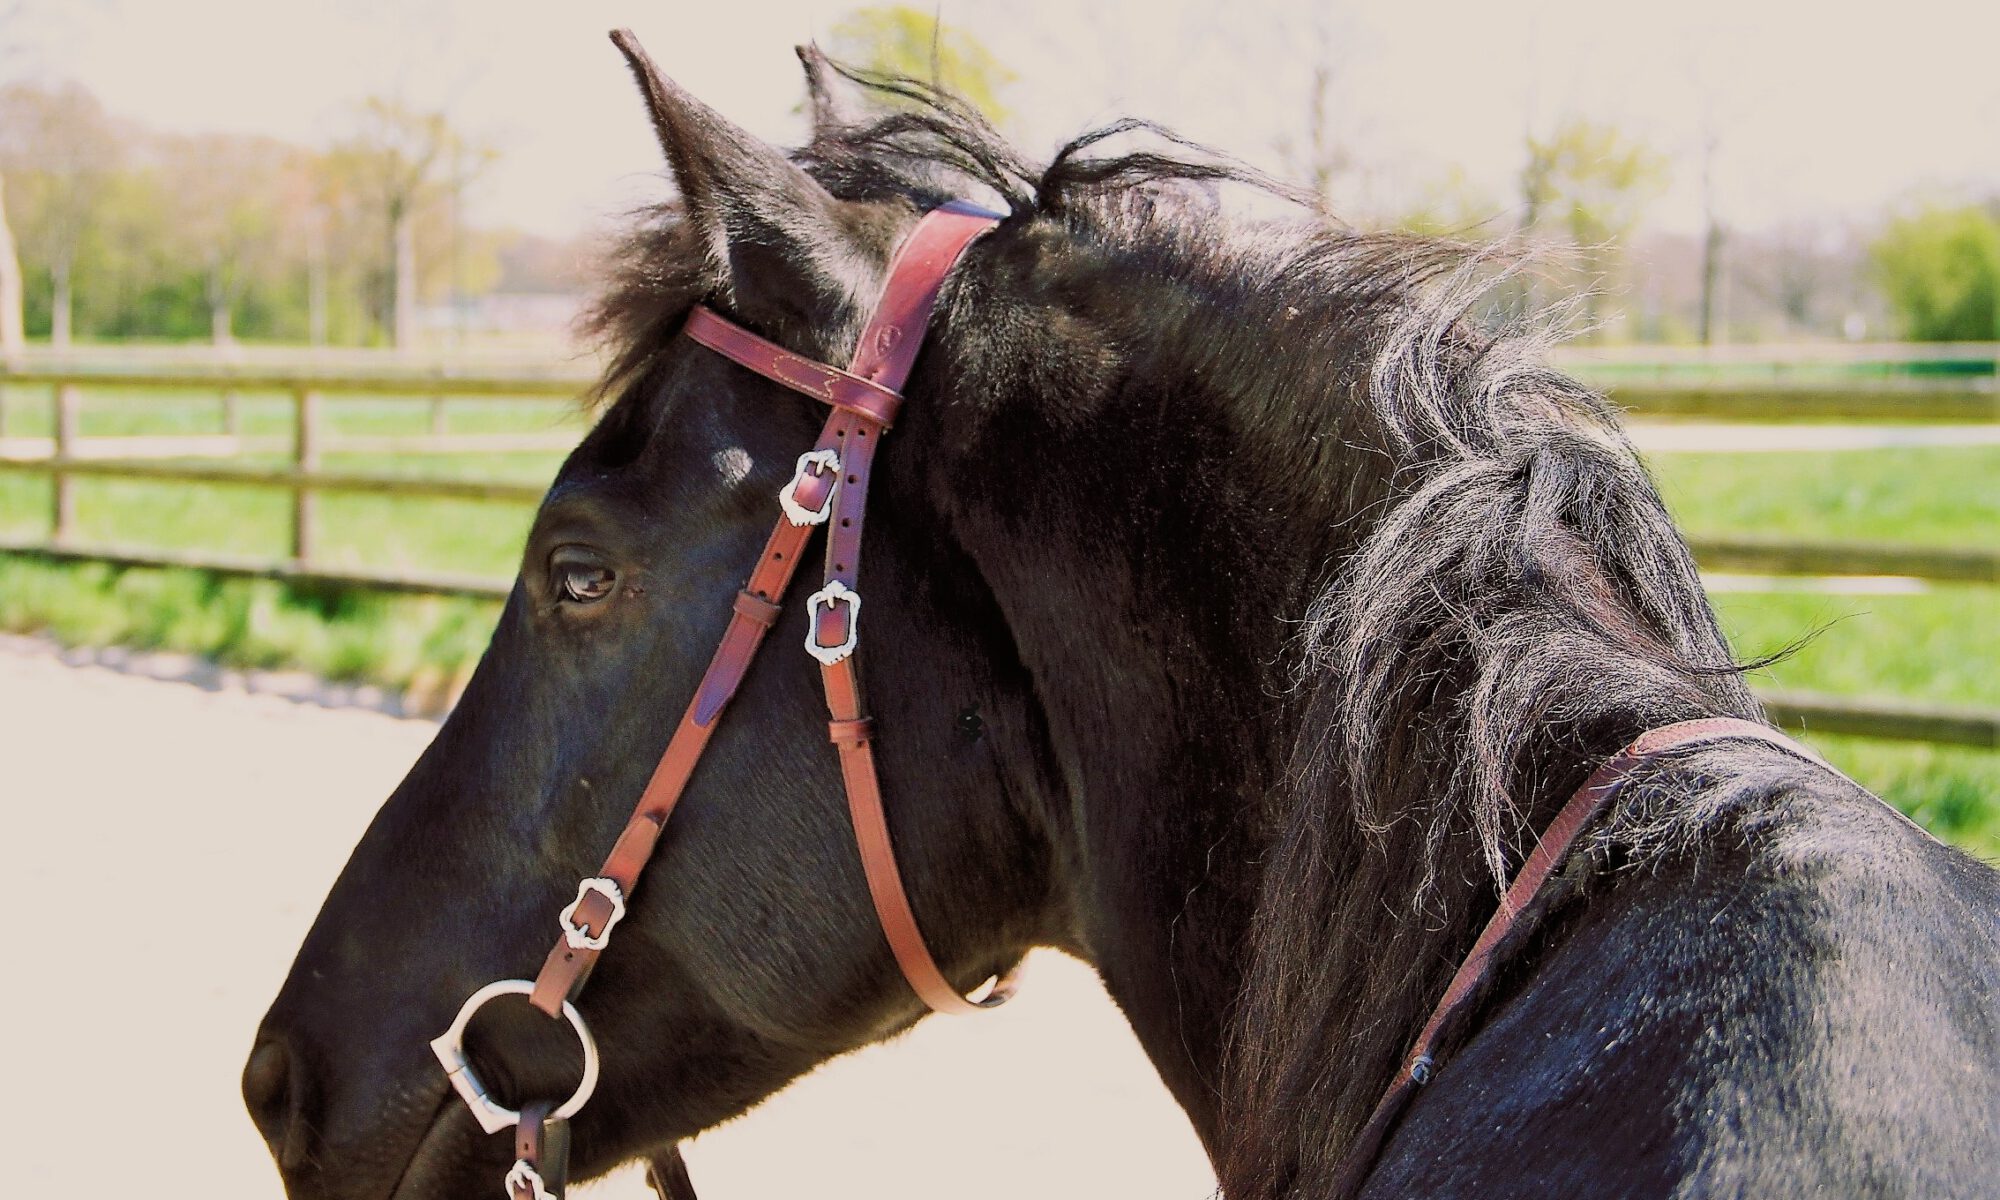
828,676 -> 1016,1012
529,202 -> 1007,1025
1326,717 -> 1833,1199
511,1101 -> 571,1199
806,202 -> 1017,1014
645,1144 -> 699,1200
684,306 -> 903,427
819,200 -> 998,593
529,504 -> 825,1014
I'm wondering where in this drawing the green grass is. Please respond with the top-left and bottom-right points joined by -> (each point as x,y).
1643,446 -> 1998,859
1646,446 -> 2000,549
1710,586 -> 1999,859
1714,588 -> 1998,707
0,554 -> 500,690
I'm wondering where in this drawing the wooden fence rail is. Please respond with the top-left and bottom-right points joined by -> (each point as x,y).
1685,535 -> 1998,584
0,365 -> 578,570
0,364 -> 1993,748
1760,691 -> 1997,750
0,536 -> 514,599
0,457 -> 547,503
1609,383 -> 1997,423
0,363 -> 592,396
0,538 -> 1987,749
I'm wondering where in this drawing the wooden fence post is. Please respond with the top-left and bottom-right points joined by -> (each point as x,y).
52,382 -> 78,544
292,387 -> 320,564
429,392 -> 447,436
221,388 -> 240,436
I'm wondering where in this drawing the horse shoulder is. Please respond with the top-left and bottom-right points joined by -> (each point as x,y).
1357,767 -> 2000,1200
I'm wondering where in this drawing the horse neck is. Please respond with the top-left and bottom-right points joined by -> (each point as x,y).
919,374 -> 1396,1148
921,312 -> 1749,1168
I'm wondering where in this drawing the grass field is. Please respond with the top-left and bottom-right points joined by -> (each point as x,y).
1648,446 -> 1999,549
0,389 -> 1993,855
1710,588 -> 1998,855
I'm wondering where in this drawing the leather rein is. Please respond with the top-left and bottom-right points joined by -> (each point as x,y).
428,200 -> 1011,1200
422,197 -> 1831,1200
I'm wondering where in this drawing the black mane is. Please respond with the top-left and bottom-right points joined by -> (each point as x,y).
585,76 -> 1763,1198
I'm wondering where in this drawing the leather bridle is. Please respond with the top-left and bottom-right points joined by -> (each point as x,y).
428,200 -> 1012,1200
420,195 -> 1836,1200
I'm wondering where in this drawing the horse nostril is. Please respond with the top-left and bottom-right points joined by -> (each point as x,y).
242,1037 -> 300,1156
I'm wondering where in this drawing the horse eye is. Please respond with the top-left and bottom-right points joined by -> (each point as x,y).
551,551 -> 616,604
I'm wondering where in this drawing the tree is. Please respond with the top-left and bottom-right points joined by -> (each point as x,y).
0,80 -> 120,346
0,170 -> 22,356
1272,8 -> 1358,216
157,133 -> 299,345
1696,127 -> 1724,344
1871,202 -> 2000,342
323,98 -> 492,349
828,6 -> 1014,123
0,0 -> 30,356
1519,118 -> 1668,329
1395,167 -> 1503,238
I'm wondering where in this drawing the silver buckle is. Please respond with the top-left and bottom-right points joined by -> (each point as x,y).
505,1159 -> 559,1200
558,877 -> 626,951
804,580 -> 861,665
429,980 -> 601,1135
777,449 -> 840,526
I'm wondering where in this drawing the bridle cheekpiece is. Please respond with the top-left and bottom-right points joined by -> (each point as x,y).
433,200 -> 1011,1200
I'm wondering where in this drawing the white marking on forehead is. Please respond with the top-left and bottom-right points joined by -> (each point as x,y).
711,447 -> 753,487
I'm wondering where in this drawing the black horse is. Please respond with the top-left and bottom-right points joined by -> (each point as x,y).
246,35 -> 2000,1199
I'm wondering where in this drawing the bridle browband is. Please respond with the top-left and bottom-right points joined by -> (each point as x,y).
429,200 -> 1011,1200
421,198 -> 1835,1200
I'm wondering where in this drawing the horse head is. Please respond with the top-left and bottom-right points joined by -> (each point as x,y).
246,34 -> 1072,1198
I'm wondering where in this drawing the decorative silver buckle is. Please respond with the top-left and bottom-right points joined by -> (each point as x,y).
558,877 -> 626,951
777,449 -> 840,526
804,580 -> 861,665
429,980 -> 601,1135
505,1159 -> 559,1200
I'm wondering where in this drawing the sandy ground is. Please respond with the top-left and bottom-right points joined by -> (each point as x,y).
0,635 -> 1214,1199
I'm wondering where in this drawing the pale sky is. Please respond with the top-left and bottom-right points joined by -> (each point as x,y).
8,0 -> 1998,240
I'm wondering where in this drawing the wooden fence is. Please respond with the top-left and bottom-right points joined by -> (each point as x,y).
0,361 -> 1993,747
1611,383 -> 1996,423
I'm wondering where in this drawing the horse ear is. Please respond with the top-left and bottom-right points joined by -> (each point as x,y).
609,29 -> 852,316
796,43 -> 866,134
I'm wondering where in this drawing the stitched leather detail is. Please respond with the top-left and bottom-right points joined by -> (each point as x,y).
685,307 -> 902,426
732,589 -> 782,628
828,717 -> 875,745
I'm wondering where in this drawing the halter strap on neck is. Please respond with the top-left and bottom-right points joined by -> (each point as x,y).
1326,715 -> 1835,1198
